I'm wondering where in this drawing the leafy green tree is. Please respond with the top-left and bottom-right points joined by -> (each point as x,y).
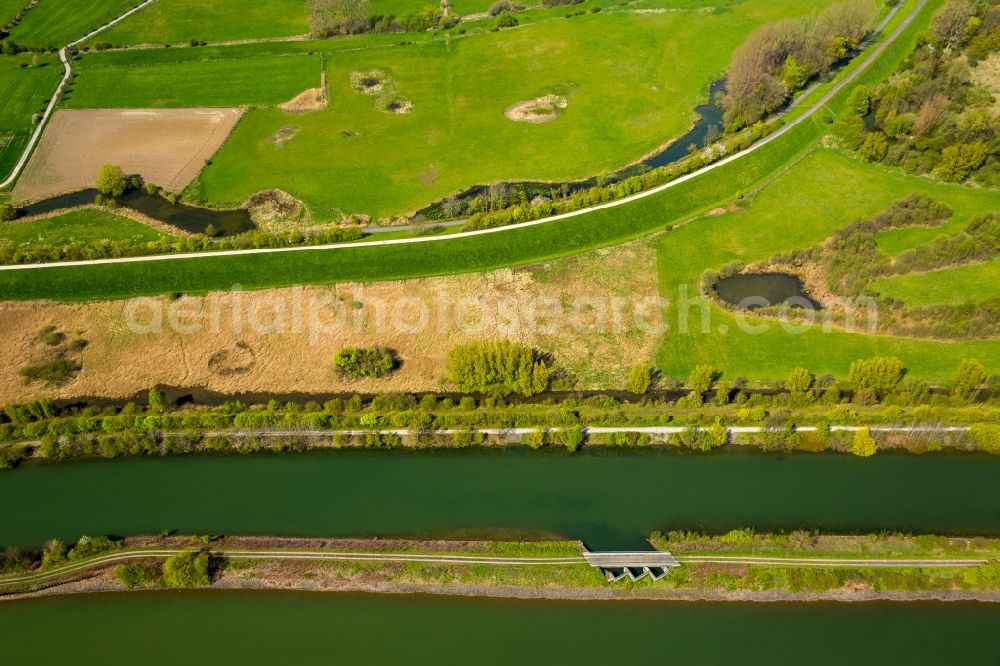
859,131 -> 888,162
848,356 -> 905,394
781,55 -> 807,90
934,142 -> 988,182
333,347 -> 397,379
446,340 -> 551,397
969,424 -> 1000,454
706,420 -> 729,449
95,164 -> 127,198
953,358 -> 986,397
687,364 -> 718,401
162,550 -> 211,588
0,203 -> 15,222
116,563 -> 160,589
526,428 -> 546,450
850,427 -> 878,457
148,388 -> 168,413
847,85 -> 872,116
626,364 -> 652,395
41,539 -> 66,567
786,367 -> 814,393
561,426 -> 585,452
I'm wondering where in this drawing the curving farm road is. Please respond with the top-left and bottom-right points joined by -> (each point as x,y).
0,0 -> 926,272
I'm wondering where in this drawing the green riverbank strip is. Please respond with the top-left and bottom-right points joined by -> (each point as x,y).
0,0 -> 933,302
4,530 -> 1000,601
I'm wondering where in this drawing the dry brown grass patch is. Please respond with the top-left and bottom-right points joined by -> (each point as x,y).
0,242 -> 661,402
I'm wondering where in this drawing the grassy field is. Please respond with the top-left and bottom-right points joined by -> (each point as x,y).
65,0 -> 845,219
0,0 -> 927,301
655,149 -> 1000,381
0,209 -> 171,247
0,0 -> 24,24
373,0 -> 496,17
871,258 -> 1000,308
8,0 -> 138,49
0,53 -> 63,182
62,53 -> 322,108
875,214 -> 971,256
91,0 -> 510,47
0,113 -> 825,301
94,0 -> 310,45
2,0 -> 987,383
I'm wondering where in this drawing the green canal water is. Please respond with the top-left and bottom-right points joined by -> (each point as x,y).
2,448 -> 1000,550
3,592 -> 998,664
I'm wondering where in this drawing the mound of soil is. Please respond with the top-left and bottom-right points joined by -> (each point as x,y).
380,96 -> 414,114
280,88 -> 326,114
244,189 -> 305,228
350,69 -> 389,95
504,95 -> 568,124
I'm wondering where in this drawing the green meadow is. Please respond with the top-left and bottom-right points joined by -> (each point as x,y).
0,53 -> 62,180
0,209 -> 171,247
655,149 -> 1000,382
64,0 -> 844,219
874,213 -> 972,256
871,258 -> 1000,308
63,52 -> 322,108
0,0 -> 23,24
3,0 -> 995,382
8,0 -> 138,49
94,0 -> 310,45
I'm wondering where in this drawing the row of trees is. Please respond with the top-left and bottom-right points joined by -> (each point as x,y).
308,0 -> 459,37
722,0 -> 877,129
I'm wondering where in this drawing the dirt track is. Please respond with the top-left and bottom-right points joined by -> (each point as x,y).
13,108 -> 244,201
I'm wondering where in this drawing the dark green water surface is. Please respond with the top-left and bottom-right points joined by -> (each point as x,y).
2,448 -> 999,550
2,592 -> 998,665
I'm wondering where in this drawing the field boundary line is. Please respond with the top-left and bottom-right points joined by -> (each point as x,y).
0,0 -> 159,191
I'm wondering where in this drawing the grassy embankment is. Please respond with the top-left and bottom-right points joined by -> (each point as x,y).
69,0 -> 843,219
0,209 -> 171,247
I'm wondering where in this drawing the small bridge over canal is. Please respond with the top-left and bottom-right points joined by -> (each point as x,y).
584,551 -> 680,583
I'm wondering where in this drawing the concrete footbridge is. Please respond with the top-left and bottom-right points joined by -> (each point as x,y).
584,551 -> 681,583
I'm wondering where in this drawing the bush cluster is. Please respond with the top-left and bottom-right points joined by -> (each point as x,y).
837,1 -> 1000,187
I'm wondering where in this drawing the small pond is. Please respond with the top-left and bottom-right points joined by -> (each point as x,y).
17,189 -> 254,236
714,273 -> 821,310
